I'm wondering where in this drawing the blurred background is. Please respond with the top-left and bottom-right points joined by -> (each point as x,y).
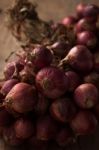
0,0 -> 99,149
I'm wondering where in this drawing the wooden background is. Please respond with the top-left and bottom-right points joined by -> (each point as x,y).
0,0 -> 99,150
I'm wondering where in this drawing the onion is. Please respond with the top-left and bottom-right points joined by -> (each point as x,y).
70,111 -> 98,135
56,127 -> 74,147
4,83 -> 37,113
50,98 -> 77,122
65,71 -> 81,92
76,3 -> 86,18
74,83 -> 99,108
29,46 -> 53,70
74,18 -> 96,33
4,61 -> 24,80
36,67 -> 69,99
35,94 -> 49,115
14,118 -> 34,139
63,45 -> 93,73
62,16 -> 77,27
77,31 -> 97,49
1,79 -> 19,96
36,116 -> 58,141
83,4 -> 99,22
3,126 -> 23,146
84,72 -> 99,89
19,66 -> 35,84
51,41 -> 70,58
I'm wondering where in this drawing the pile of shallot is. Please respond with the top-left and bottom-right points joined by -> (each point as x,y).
0,2 -> 99,149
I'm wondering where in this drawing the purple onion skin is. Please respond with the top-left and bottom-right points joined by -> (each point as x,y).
50,98 -> 77,123
37,116 -> 58,141
70,111 -> 98,135
94,51 -> 99,72
65,45 -> 93,73
3,126 -> 23,146
30,46 -> 53,70
84,72 -> 99,89
82,4 -> 99,22
14,118 -> 34,139
62,16 -> 77,27
1,79 -> 19,96
65,71 -> 81,92
36,67 -> 69,99
76,3 -> 86,18
19,66 -> 35,84
0,109 -> 13,126
51,41 -> 70,58
56,127 -> 74,147
4,61 -> 24,80
74,83 -> 99,109
77,31 -> 97,49
5,83 -> 37,113
35,94 -> 49,116
74,18 -> 96,34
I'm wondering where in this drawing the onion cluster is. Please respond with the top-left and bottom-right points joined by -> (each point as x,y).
1,2 -> 99,149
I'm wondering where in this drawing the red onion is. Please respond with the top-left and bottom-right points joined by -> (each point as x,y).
3,126 -> 23,146
4,83 -> 37,113
29,46 -> 53,70
19,66 -> 35,84
70,111 -> 98,135
4,61 -> 24,80
77,31 -> 97,49
36,67 -> 69,99
51,41 -> 70,58
1,79 -> 19,96
65,71 -> 81,92
36,116 -> 58,141
83,4 -> 99,22
74,18 -> 96,33
76,3 -> 86,18
74,83 -> 99,108
84,72 -> 99,89
35,94 -> 49,115
50,98 -> 77,123
64,45 -> 93,73
56,127 -> 74,147
14,118 -> 34,139
62,16 -> 77,27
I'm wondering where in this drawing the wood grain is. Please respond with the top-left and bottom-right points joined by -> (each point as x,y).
0,0 -> 99,150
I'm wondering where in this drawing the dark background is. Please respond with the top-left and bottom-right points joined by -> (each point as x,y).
0,0 -> 99,149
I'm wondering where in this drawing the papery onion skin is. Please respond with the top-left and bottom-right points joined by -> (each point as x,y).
70,111 -> 98,135
36,67 -> 69,99
5,83 -> 37,113
74,83 -> 99,109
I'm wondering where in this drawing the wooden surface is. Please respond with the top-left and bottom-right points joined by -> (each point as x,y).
0,0 -> 99,150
